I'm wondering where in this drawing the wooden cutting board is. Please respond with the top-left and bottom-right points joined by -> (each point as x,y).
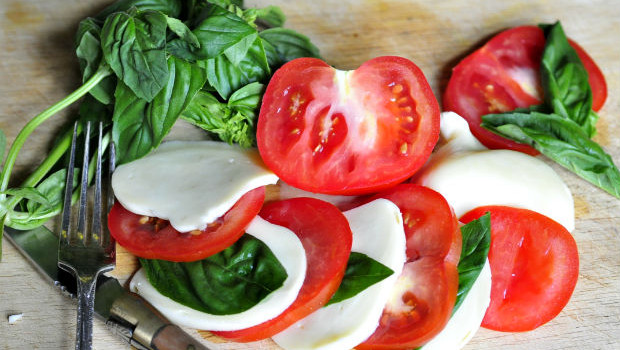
1,0 -> 619,349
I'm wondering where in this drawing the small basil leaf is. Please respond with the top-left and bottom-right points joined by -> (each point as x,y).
113,56 -> 207,164
325,252 -> 393,306
101,10 -> 169,102
96,0 -> 182,21
228,82 -> 264,119
166,16 -> 200,48
140,234 -> 288,315
75,18 -> 115,105
454,213 -> 491,313
482,112 -> 620,198
259,28 -> 321,68
253,6 -> 286,27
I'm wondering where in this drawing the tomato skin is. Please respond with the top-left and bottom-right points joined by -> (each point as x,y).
460,205 -> 579,332
358,184 -> 460,349
107,187 -> 265,262
213,197 -> 352,341
444,25 -> 607,155
257,56 -> 440,195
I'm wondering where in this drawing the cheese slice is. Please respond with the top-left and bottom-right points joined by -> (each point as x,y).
129,216 -> 307,331
112,141 -> 279,232
273,199 -> 407,350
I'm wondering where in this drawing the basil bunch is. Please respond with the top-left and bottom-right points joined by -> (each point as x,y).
482,21 -> 620,198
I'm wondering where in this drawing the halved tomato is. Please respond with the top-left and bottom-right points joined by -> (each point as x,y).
358,184 -> 461,349
257,56 -> 440,195
107,187 -> 265,262
460,205 -> 579,332
213,197 -> 352,341
444,25 -> 607,155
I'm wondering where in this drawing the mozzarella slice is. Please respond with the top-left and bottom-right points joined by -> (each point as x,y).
129,216 -> 306,331
416,112 -> 574,232
273,181 -> 359,209
112,141 -> 278,232
273,199 -> 407,350
422,259 -> 492,350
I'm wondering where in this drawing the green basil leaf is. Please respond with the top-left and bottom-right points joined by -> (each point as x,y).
166,16 -> 200,48
228,82 -> 264,118
325,252 -> 393,306
253,6 -> 286,27
96,0 -> 182,21
113,56 -> 207,164
540,21 -> 596,137
101,10 -> 169,102
140,234 -> 288,315
259,28 -> 321,68
482,112 -> 620,198
454,213 -> 491,313
75,18 -> 115,105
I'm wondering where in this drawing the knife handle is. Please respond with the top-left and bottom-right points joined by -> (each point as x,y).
151,324 -> 210,350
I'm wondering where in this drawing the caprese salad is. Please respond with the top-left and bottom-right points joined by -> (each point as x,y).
105,19 -> 610,350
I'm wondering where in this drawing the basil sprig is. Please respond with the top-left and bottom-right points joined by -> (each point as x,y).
482,21 -> 620,199
140,234 -> 288,315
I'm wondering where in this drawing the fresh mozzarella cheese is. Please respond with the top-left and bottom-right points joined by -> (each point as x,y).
415,112 -> 575,232
273,181 -> 359,209
422,260 -> 492,350
273,199 -> 407,350
129,216 -> 306,331
112,141 -> 278,232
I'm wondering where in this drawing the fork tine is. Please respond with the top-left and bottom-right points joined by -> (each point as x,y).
91,122 -> 103,246
104,131 -> 115,250
61,123 -> 78,245
77,121 -> 91,245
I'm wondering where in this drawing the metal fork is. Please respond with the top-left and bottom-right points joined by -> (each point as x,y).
59,121 -> 116,350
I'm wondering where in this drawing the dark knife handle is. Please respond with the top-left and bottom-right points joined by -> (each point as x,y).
151,324 -> 209,350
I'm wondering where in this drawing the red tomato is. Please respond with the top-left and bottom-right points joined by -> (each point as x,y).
107,187 -> 265,262
460,206 -> 579,332
358,184 -> 461,349
444,25 -> 607,155
213,197 -> 352,341
257,56 -> 440,195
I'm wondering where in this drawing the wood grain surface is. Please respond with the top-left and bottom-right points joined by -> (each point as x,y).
1,0 -> 619,349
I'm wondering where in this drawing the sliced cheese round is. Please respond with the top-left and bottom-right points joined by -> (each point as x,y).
273,199 -> 407,350
129,216 -> 306,331
112,141 -> 279,232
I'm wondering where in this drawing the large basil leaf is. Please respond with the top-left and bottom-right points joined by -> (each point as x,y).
260,28 -> 321,68
325,252 -> 393,306
96,0 -> 182,20
140,234 -> 288,315
75,18 -> 116,105
540,22 -> 597,137
482,111 -> 620,198
101,9 -> 169,102
113,56 -> 207,164
454,213 -> 491,312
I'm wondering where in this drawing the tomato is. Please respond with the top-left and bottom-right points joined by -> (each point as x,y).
257,56 -> 440,195
213,197 -> 352,341
358,184 -> 461,349
444,25 -> 607,155
107,187 -> 265,262
460,205 -> 579,332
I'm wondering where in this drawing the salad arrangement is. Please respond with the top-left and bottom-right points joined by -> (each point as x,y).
1,0 -> 618,349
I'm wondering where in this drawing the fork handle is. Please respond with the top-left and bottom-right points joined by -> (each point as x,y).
75,276 -> 97,350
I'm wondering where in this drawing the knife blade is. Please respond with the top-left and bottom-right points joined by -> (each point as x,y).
5,226 -> 210,350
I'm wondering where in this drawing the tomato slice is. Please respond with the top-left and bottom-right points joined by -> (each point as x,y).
444,25 -> 607,155
460,205 -> 579,332
358,184 -> 461,349
257,56 -> 440,195
107,187 -> 265,262
212,197 -> 352,341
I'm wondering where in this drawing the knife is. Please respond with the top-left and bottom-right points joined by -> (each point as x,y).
5,225 -> 210,350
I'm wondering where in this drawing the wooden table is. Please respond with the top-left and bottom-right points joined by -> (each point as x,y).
1,0 -> 619,349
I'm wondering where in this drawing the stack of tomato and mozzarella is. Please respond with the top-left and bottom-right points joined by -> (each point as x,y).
108,25 -> 607,349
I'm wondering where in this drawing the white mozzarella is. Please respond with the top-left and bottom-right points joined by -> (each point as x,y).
416,112 -> 574,232
112,141 -> 278,232
422,260 -> 492,350
272,199 -> 407,350
274,181 -> 359,209
129,216 -> 306,331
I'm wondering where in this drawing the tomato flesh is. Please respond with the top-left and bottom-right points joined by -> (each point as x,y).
358,184 -> 460,349
107,187 -> 265,262
460,205 -> 579,332
213,197 -> 352,341
257,56 -> 440,195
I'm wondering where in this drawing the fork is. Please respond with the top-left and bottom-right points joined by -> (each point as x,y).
58,121 -> 116,350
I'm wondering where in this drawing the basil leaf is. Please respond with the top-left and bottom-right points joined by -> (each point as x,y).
243,6 -> 286,28
260,28 -> 321,68
166,16 -> 200,48
228,82 -> 264,119
540,21 -> 596,137
101,9 -> 169,102
75,18 -> 115,105
113,56 -> 207,164
454,213 -> 491,313
96,0 -> 182,20
483,112 -> 620,198
325,252 -> 393,306
140,234 -> 288,315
